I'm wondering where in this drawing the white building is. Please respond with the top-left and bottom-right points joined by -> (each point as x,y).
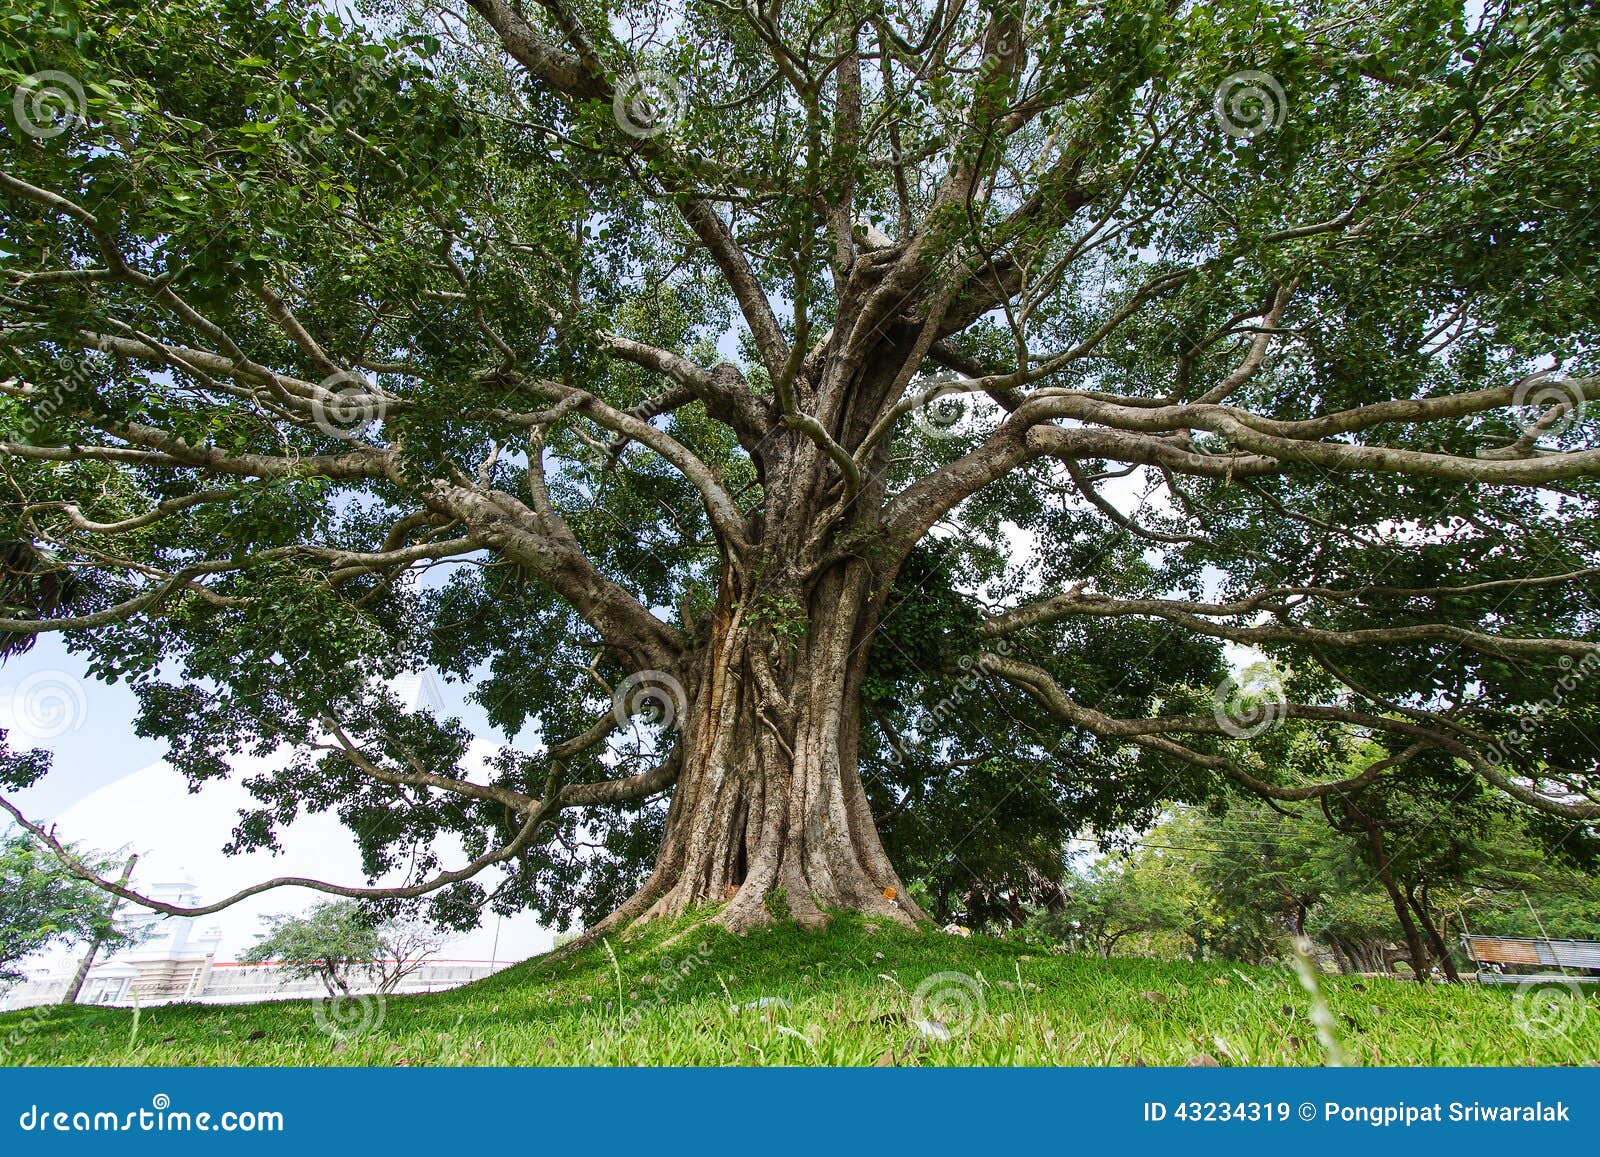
3,875 -> 500,1010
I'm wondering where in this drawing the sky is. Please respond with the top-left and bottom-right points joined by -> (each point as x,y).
6,635 -> 557,971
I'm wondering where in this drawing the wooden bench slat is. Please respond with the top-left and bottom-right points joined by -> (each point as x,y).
1463,936 -> 1542,965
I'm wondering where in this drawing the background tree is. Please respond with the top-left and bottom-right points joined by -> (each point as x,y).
0,826 -> 133,987
1028,842 -> 1204,958
1024,797 -> 1600,974
368,905 -> 450,993
1190,801 -> 1399,969
1,0 -> 1597,940
241,901 -> 384,995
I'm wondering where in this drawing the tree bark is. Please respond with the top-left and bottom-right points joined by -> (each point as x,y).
61,853 -> 137,1005
1406,885 -> 1460,983
1364,838 -> 1432,983
606,556 -> 929,934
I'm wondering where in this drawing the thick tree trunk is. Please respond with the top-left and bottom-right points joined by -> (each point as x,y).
604,559 -> 928,934
577,351 -> 946,937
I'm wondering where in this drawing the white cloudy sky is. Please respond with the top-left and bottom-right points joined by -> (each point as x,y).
5,636 -> 556,970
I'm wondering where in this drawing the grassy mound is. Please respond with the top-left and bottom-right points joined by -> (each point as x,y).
4,913 -> 1596,1066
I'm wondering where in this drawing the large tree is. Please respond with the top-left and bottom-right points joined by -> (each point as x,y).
1,0 -> 1597,939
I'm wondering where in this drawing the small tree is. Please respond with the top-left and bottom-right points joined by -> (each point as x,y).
241,901 -> 381,996
1033,851 -> 1200,958
241,900 -> 451,994
0,830 -> 132,987
370,912 -> 449,994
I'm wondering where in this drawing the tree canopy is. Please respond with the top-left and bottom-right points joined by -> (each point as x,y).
1,0 -> 1597,937
241,900 -> 384,994
0,828 -> 132,985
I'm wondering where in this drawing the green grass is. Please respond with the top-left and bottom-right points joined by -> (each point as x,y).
4,912 -> 1597,1066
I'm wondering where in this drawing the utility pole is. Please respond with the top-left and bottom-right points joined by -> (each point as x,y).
60,853 -> 137,1005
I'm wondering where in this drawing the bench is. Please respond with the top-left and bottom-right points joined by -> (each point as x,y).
1460,935 -> 1600,984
